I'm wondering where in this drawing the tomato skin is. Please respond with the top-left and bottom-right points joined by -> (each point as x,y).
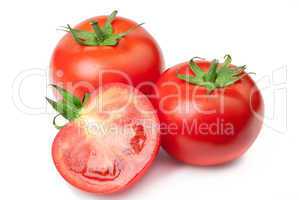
52,83 -> 160,194
50,16 -> 164,99
153,61 -> 264,166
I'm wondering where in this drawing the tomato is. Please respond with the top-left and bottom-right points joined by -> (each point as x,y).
48,83 -> 160,194
153,55 -> 264,166
50,11 -> 163,99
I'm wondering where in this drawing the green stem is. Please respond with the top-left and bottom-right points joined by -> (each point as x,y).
176,55 -> 250,93
46,85 -> 90,129
204,59 -> 218,82
90,20 -> 105,42
67,24 -> 84,45
104,10 -> 118,28
63,10 -> 144,46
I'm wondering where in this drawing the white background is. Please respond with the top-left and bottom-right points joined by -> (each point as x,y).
0,0 -> 298,199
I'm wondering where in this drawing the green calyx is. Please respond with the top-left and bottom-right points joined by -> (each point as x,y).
61,10 -> 144,46
176,55 -> 251,93
46,85 -> 90,129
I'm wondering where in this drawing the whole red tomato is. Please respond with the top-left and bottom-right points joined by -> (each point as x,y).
50,11 -> 163,99
153,55 -> 264,165
47,83 -> 160,194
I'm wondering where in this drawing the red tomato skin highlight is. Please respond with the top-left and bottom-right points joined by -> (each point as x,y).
50,16 -> 164,99
52,83 -> 160,194
154,61 -> 264,166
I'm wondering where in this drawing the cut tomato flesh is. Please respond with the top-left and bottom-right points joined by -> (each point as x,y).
52,84 -> 160,194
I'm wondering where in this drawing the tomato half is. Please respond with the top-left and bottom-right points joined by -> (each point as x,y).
153,57 -> 264,165
51,83 -> 160,194
50,11 -> 164,99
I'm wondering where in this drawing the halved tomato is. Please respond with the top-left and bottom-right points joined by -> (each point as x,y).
48,83 -> 160,194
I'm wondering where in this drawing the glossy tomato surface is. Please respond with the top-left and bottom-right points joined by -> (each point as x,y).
153,60 -> 264,166
50,15 -> 164,99
52,83 -> 160,194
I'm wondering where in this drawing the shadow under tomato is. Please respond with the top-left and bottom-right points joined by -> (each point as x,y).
183,156 -> 245,171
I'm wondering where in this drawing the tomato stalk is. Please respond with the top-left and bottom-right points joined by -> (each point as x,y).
46,85 -> 90,129
176,55 -> 252,92
90,20 -> 105,42
60,10 -> 144,46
